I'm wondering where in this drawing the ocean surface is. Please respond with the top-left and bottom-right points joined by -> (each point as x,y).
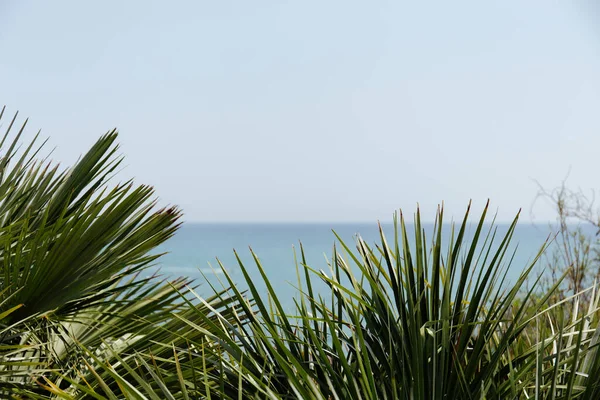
150,222 -> 592,309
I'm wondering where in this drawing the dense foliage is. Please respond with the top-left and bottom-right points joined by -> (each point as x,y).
1,109 -> 599,399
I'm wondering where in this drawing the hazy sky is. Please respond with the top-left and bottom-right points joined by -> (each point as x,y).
1,1 -> 599,223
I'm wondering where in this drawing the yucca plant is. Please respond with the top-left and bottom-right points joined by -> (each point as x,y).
158,203 -> 600,399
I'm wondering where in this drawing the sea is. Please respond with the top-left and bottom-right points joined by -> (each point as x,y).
150,222 -> 595,309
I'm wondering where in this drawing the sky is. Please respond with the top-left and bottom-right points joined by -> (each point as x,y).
0,1 -> 599,223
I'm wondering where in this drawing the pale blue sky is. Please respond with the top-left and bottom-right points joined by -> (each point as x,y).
1,1 -> 599,222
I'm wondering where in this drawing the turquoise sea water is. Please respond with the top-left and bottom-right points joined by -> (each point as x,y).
151,222 -> 585,308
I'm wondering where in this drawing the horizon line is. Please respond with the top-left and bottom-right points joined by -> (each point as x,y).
178,220 -> 560,225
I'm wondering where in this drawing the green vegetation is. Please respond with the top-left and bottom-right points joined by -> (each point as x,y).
1,109 -> 600,399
